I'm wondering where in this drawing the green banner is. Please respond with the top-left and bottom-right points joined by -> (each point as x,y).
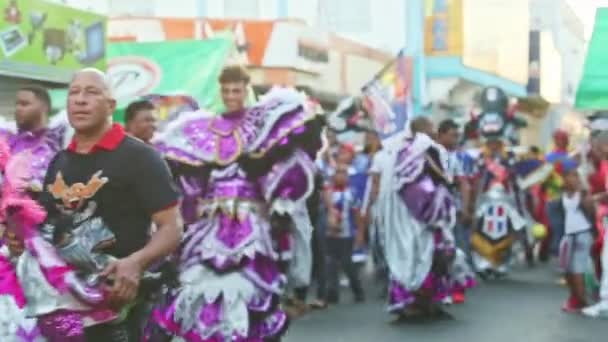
575,8 -> 608,109
0,0 -> 107,83
50,37 -> 235,122
108,38 -> 233,116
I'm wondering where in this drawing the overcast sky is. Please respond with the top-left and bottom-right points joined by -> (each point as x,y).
567,0 -> 608,38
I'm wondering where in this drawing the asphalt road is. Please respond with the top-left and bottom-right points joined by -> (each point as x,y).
285,265 -> 608,342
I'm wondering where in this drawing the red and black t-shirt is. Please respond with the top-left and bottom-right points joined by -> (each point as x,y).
39,124 -> 180,258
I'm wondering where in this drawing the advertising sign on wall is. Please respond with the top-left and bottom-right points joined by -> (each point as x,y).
461,0 -> 529,85
50,37 -> 234,122
424,0 -> 463,56
107,38 -> 233,115
0,0 -> 107,83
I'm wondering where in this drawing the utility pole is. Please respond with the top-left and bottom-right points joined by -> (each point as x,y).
404,0 -> 426,116
197,0 -> 207,17
277,0 -> 288,18
195,0 -> 207,40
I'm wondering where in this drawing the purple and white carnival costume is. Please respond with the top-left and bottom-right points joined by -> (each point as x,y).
378,132 -> 457,313
152,88 -> 321,341
0,113 -> 71,342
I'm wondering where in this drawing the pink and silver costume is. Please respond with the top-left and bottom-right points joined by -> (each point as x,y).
152,88 -> 321,341
0,115 -> 70,342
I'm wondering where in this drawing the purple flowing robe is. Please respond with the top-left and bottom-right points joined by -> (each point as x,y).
383,133 -> 461,314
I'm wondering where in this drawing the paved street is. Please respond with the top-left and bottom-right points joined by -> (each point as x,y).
285,265 -> 608,342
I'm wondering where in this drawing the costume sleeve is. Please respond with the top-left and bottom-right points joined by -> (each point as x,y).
259,149 -> 316,216
132,145 -> 181,214
153,110 -> 217,167
0,116 -> 16,140
453,152 -> 472,181
28,142 -> 63,194
246,87 -> 320,159
394,134 -> 456,228
48,109 -> 74,149
369,152 -> 383,174
24,110 -> 73,193
171,163 -> 207,225
37,152 -> 64,218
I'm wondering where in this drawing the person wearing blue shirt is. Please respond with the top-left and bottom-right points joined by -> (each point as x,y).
323,164 -> 365,304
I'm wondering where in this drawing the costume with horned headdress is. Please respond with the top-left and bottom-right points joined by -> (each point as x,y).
466,87 -> 531,278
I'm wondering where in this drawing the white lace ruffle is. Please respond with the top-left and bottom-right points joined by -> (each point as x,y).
174,264 -> 258,338
0,295 -> 45,342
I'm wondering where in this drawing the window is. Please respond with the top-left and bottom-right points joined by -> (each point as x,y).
297,42 -> 329,63
224,0 -> 259,18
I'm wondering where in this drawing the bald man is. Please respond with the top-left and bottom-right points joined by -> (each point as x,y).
23,69 -> 182,341
409,116 -> 435,137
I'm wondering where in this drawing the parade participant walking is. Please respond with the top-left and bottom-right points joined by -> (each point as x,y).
435,119 -> 476,304
307,171 -> 330,310
8,69 -> 182,342
124,100 -> 158,144
284,174 -> 323,317
539,130 -> 572,261
436,120 -> 472,252
323,164 -> 365,304
381,117 -> 457,318
468,87 -> 528,279
0,85 -> 71,341
551,159 -> 595,313
366,132 -> 406,299
581,128 -> 608,318
306,129 -> 335,311
583,207 -> 608,317
152,66 -> 322,341
0,85 -> 70,193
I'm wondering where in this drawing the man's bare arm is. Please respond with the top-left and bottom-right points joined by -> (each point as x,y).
131,205 -> 183,269
459,178 -> 472,222
103,205 -> 182,306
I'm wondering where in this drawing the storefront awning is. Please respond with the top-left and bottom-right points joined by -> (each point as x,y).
517,96 -> 551,118
426,56 -> 527,98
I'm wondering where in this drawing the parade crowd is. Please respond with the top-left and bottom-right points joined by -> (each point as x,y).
0,65 -> 606,342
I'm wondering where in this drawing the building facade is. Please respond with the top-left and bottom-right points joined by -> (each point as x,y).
100,0 -> 407,54
529,0 -> 585,106
107,16 -> 393,108
525,0 -> 586,147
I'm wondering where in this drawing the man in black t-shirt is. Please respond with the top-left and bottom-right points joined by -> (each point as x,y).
32,68 -> 181,342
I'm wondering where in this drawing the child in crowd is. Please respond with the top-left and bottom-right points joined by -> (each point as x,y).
553,159 -> 596,313
323,164 -> 366,303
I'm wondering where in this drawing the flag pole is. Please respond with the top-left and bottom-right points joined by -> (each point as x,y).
404,0 -> 426,117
